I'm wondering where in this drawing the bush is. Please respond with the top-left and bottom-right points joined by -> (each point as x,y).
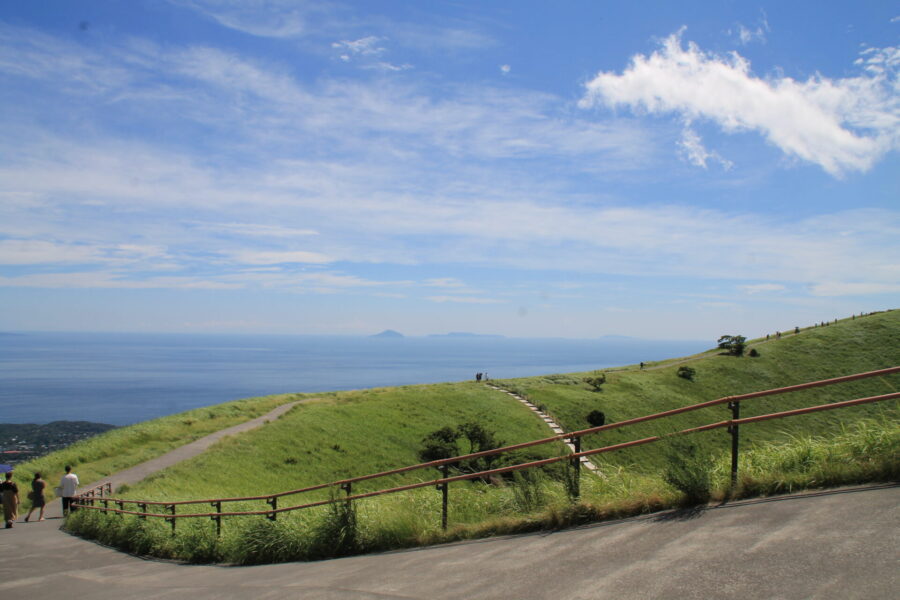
748,348 -> 760,357
586,410 -> 606,427
676,366 -> 696,381
661,437 -> 713,505
584,372 -> 607,391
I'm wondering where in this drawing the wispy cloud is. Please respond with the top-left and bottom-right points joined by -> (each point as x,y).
333,36 -> 386,60
170,0 -> 314,38
677,125 -> 733,170
226,250 -> 334,265
426,295 -> 505,304
732,12 -> 770,46
739,283 -> 786,294
580,29 -> 900,176
809,282 -> 900,296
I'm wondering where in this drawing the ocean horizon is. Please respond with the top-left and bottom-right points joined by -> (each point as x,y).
0,331 -> 710,426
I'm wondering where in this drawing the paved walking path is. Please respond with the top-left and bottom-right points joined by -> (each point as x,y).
42,399 -> 304,520
487,384 -> 600,474
1,483 -> 896,599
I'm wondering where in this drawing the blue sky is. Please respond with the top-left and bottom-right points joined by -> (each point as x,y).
1,1 -> 898,340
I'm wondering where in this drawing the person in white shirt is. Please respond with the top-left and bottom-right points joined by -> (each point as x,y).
59,465 -> 79,516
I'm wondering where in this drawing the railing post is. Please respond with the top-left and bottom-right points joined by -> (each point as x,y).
168,504 -> 176,533
728,401 -> 740,488
341,482 -> 352,503
211,501 -> 222,536
571,437 -> 582,500
437,464 -> 449,530
116,501 -> 124,517
267,495 -> 278,521
139,503 -> 147,520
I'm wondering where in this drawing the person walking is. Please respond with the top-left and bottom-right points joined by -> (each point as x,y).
58,465 -> 79,516
24,472 -> 47,522
1,471 -> 19,528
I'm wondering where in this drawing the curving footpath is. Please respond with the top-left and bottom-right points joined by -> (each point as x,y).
0,401 -> 896,599
487,383 -> 600,474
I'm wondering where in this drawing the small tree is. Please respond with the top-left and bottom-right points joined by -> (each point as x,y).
677,366 -> 696,381
748,348 -> 760,357
584,372 -> 607,391
586,410 -> 606,427
717,335 -> 747,357
418,422 -> 503,474
418,426 -> 459,463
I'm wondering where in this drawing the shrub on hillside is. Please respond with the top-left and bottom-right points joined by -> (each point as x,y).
749,348 -> 760,357
586,410 -> 606,427
677,366 -> 696,381
584,372 -> 607,391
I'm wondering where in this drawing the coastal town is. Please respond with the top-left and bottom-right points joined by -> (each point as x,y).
0,421 -> 115,466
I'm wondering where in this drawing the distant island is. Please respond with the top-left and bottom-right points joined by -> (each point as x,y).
428,332 -> 505,339
370,329 -> 404,338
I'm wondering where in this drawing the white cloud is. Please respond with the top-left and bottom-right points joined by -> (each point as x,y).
580,30 -> 899,176
677,125 -> 733,169
0,271 -> 241,290
0,240 -> 101,265
500,64 -> 511,75
809,282 -> 900,296
196,223 -> 319,238
733,13 -> 770,46
171,0 -> 311,38
226,250 -> 334,265
426,296 -> 505,304
739,283 -> 786,294
737,25 -> 765,45
424,278 -> 468,288
332,36 -> 386,57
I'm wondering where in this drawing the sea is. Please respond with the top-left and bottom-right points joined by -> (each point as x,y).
0,332 -> 710,426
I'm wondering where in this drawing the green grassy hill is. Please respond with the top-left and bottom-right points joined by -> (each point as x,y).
496,310 -> 900,473
126,382 -> 565,502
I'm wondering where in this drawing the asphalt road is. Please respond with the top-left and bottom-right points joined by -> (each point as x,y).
1,484 -> 897,599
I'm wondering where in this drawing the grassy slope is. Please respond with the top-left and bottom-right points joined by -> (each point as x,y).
125,382 -> 565,503
495,311 -> 900,472
10,394 -> 298,497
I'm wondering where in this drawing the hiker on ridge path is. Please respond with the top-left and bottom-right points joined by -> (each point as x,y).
1,471 -> 19,528
24,472 -> 47,522
59,466 -> 79,516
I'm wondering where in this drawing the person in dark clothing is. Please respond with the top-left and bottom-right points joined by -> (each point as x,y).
1,471 -> 19,528
24,472 -> 47,522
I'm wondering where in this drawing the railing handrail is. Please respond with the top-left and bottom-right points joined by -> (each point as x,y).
75,366 -> 900,516
77,389 -> 900,519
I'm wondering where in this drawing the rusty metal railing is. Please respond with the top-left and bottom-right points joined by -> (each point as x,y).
73,366 -> 900,532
